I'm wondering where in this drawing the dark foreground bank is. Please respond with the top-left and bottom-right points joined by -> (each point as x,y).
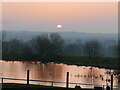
2,83 -> 93,90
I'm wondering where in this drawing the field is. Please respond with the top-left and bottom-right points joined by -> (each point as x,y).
2,53 -> 118,69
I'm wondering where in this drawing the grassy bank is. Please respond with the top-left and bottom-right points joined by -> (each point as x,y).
2,53 -> 118,69
2,83 -> 63,88
2,83 -> 93,90
58,56 -> 118,69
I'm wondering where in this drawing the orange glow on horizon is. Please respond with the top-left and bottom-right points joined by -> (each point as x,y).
3,2 -> 117,24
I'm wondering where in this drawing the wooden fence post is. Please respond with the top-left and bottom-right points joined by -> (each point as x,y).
27,70 -> 30,85
66,72 -> 69,88
111,74 -> 113,90
51,82 -> 53,87
2,78 -> 3,84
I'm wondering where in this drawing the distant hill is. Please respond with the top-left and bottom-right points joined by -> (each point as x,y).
3,30 -> 117,43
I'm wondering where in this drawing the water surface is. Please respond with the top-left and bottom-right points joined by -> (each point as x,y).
1,60 -> 120,89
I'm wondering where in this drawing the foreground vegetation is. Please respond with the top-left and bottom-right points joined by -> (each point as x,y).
2,83 -> 64,89
2,83 -> 93,90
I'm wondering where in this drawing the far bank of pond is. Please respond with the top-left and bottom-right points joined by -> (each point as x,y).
2,54 -> 118,69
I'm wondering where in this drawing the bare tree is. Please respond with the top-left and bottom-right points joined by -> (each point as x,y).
2,31 -> 8,54
112,44 -> 118,57
32,33 -> 64,59
83,40 -> 104,58
32,33 -> 50,57
112,40 -> 120,57
112,40 -> 120,71
22,42 -> 33,59
49,33 -> 64,56
8,38 -> 23,54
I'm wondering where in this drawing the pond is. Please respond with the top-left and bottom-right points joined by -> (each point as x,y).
0,60 -> 120,89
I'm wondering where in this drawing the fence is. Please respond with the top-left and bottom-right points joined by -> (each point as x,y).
1,71 -> 120,89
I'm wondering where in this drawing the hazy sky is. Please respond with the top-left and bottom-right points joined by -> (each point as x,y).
2,2 -> 118,33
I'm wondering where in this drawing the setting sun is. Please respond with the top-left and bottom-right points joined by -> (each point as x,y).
57,25 -> 62,29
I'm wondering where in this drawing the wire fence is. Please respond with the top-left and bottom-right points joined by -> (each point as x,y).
1,71 -> 120,90
1,77 -> 120,89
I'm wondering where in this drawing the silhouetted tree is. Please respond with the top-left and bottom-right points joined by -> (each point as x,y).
22,42 -> 33,59
32,33 -> 64,59
49,33 -> 64,56
2,31 -> 9,54
83,40 -> 104,58
112,44 -> 118,57
112,40 -> 120,57
112,40 -> 120,71
32,33 -> 50,57
8,38 -> 23,54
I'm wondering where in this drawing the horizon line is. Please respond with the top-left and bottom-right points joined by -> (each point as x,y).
3,30 -> 118,34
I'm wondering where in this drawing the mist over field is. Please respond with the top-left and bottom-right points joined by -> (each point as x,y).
3,30 -> 118,57
4,30 -> 117,41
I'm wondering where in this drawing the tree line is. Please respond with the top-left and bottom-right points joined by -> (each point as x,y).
2,32 -> 119,61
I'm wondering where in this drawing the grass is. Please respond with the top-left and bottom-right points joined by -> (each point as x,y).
2,53 -> 119,69
2,83 -> 63,88
2,83 -> 93,90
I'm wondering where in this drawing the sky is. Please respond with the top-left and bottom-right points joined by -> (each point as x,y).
2,2 -> 118,33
